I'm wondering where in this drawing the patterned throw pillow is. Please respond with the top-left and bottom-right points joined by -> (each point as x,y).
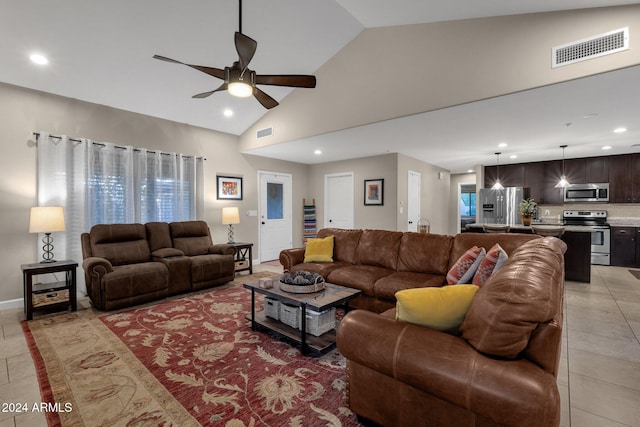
472,243 -> 509,287
446,246 -> 486,284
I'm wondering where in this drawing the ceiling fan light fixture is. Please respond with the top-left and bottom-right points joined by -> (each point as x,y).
228,81 -> 253,98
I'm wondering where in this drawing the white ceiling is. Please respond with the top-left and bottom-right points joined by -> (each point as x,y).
2,0 -> 640,173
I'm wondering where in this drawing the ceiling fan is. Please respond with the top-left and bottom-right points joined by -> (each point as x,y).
153,0 -> 316,109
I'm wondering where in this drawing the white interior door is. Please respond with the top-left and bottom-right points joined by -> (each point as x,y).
259,171 -> 292,262
407,170 -> 421,232
324,172 -> 354,229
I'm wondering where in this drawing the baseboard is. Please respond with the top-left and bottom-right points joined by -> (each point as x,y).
0,298 -> 24,312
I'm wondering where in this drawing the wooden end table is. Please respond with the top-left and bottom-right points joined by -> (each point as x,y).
230,242 -> 253,274
243,275 -> 361,355
21,260 -> 78,320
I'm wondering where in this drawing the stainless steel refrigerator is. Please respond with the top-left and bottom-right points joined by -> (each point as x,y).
478,187 -> 527,225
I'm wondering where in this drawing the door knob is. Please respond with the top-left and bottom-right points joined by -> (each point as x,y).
329,219 -> 333,223
261,221 -> 265,225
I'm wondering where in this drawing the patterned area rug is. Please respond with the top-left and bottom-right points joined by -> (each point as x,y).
23,278 -> 361,427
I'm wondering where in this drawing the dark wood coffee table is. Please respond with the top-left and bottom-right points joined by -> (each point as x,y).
243,275 -> 361,355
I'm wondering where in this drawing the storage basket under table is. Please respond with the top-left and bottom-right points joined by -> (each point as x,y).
301,307 -> 336,336
279,302 -> 300,329
264,297 -> 280,320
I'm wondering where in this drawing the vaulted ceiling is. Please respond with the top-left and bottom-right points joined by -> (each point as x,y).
2,0 -> 640,172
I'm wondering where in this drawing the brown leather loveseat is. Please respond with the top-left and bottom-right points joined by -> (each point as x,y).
81,220 -> 235,310
337,236 -> 567,426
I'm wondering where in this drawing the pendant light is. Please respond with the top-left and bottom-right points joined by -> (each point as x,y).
555,145 -> 570,188
491,152 -> 504,190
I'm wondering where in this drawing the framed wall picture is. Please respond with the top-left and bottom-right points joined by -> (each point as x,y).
217,175 -> 243,200
364,179 -> 384,205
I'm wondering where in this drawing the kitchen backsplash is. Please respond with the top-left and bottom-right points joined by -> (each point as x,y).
538,203 -> 640,226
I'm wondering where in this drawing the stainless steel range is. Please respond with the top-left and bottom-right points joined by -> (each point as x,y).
563,210 -> 610,265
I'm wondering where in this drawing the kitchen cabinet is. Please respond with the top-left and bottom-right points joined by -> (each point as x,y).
524,162 -> 545,203
564,158 -> 586,184
561,231 -> 591,283
611,226 -> 636,267
609,155 -> 633,203
543,160 -> 564,204
609,154 -> 640,203
585,157 -> 609,183
483,164 -> 524,188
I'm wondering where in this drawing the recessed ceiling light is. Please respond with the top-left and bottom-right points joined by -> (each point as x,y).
223,109 -> 233,117
498,142 -> 508,148
583,113 -> 599,119
313,149 -> 322,155
30,53 -> 48,65
509,154 -> 518,159
602,145 -> 612,150
613,127 -> 627,134
467,169 -> 474,173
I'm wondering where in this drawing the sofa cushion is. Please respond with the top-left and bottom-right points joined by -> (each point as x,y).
356,230 -> 403,270
472,243 -> 508,287
461,237 -> 566,358
103,262 -> 168,300
395,285 -> 479,331
397,233 -> 454,275
189,254 -> 232,284
290,261 -> 352,279
304,235 -> 334,262
317,228 -> 362,264
327,265 -> 394,296
373,271 -> 445,301
89,223 -> 151,266
146,221 -> 173,252
446,246 -> 485,284
170,221 -> 212,256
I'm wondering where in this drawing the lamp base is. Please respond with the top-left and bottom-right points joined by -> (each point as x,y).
227,224 -> 235,244
40,233 -> 57,263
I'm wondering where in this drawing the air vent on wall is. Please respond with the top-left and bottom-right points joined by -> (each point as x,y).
256,126 -> 273,139
552,27 -> 629,68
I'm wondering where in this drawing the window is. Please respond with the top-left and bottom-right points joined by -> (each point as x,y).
460,186 -> 476,217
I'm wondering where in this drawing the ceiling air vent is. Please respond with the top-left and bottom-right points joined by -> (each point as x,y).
256,126 -> 273,139
552,27 -> 629,68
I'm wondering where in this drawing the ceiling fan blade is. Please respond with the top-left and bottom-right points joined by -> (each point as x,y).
153,54 -> 225,80
255,74 -> 316,88
235,31 -> 257,70
192,83 -> 228,98
254,88 -> 279,109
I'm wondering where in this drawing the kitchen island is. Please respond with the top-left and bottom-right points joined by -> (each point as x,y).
465,223 -> 591,282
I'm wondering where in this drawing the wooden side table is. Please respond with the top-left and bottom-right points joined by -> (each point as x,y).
230,242 -> 253,274
21,260 -> 78,320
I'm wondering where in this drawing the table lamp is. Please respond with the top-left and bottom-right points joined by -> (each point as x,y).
29,206 -> 65,263
222,206 -> 240,243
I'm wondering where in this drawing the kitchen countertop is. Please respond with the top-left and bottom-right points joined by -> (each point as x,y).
465,223 -> 595,232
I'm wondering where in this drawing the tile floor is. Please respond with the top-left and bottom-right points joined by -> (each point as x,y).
1,264 -> 639,426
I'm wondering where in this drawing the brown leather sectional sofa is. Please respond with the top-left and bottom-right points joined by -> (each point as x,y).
279,228 -> 540,312
280,228 -> 567,426
81,220 -> 235,310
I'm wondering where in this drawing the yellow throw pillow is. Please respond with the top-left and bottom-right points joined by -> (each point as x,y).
304,235 -> 334,262
395,285 -> 479,331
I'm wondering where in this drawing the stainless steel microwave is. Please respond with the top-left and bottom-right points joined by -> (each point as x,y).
564,183 -> 609,202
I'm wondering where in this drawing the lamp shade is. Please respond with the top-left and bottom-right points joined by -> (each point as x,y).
29,206 -> 65,233
221,207 -> 240,225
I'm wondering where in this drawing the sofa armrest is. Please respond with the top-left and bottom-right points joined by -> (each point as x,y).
279,247 -> 305,271
337,310 -> 560,427
152,248 -> 185,258
209,244 -> 236,256
82,256 -> 113,278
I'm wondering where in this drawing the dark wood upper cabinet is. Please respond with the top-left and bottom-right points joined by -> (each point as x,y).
564,158 -> 586,184
484,165 -> 497,188
585,156 -> 609,183
501,164 -> 524,188
609,154 -> 633,203
632,153 -> 640,203
524,162 -> 545,203
543,160 -> 564,204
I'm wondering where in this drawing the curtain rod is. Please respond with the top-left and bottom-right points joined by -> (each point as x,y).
33,132 -> 206,160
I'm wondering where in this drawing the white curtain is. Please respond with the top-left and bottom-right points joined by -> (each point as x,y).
36,132 -> 205,294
